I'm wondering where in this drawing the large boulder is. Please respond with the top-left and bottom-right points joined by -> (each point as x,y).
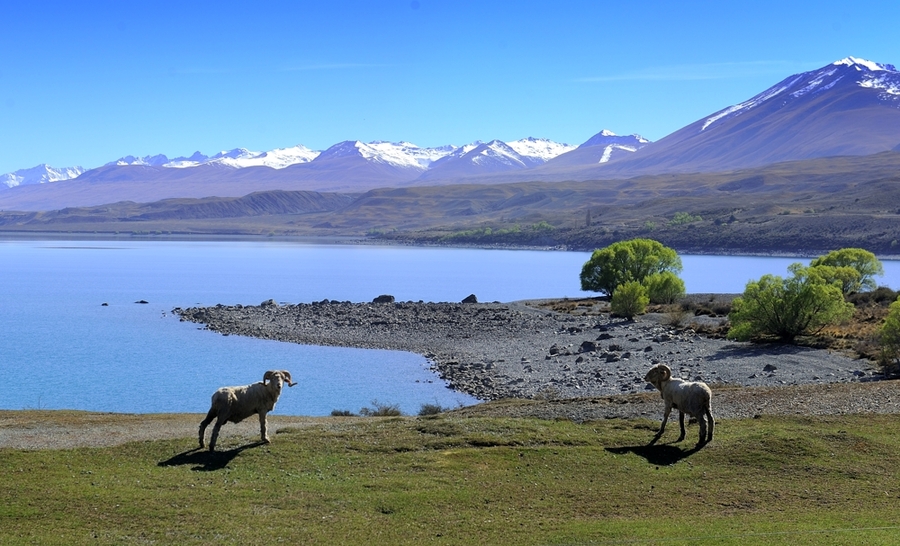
373,294 -> 395,304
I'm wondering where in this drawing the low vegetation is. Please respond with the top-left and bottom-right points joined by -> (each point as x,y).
3,413 -> 900,544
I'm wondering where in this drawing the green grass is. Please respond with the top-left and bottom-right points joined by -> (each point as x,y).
2,414 -> 900,544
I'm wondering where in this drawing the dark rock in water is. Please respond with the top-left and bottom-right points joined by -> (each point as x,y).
101,303 -> 108,306
462,294 -> 478,304
135,300 -> 148,304
373,295 -> 395,304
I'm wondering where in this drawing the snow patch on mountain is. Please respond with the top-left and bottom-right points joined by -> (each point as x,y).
507,137 -> 576,162
1,164 -> 86,189
859,75 -> 900,98
599,145 -> 638,163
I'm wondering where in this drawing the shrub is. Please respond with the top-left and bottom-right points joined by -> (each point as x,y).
580,238 -> 682,296
331,409 -> 355,417
668,212 -> 702,225
359,400 -> 402,417
727,263 -> 854,342
643,271 -> 686,304
610,281 -> 649,319
418,403 -> 446,416
878,297 -> 900,372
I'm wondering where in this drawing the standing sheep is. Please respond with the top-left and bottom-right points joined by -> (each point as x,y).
199,370 -> 296,452
643,363 -> 714,445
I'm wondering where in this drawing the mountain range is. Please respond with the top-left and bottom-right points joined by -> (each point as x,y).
1,56 -> 899,212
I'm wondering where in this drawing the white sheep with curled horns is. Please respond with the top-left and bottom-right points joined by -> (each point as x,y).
199,370 -> 296,452
643,363 -> 714,446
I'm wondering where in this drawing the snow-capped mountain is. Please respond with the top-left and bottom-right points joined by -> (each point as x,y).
582,56 -> 900,177
7,56 -> 899,210
1,164 -> 86,189
507,137 -> 577,163
700,57 -> 900,132
541,130 -> 650,168
417,138 -> 578,181
109,145 -> 321,169
313,141 -> 455,171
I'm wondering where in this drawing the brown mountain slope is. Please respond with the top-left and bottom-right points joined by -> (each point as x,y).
3,152 -> 900,255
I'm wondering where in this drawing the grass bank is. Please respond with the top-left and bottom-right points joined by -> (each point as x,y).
2,413 -> 898,544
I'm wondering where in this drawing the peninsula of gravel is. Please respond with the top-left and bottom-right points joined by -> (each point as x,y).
174,295 -> 882,412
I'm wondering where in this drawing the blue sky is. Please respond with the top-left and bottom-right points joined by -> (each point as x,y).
2,0 -> 898,174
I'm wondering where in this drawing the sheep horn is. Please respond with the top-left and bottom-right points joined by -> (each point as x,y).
263,370 -> 275,385
282,370 -> 297,387
661,365 -> 671,381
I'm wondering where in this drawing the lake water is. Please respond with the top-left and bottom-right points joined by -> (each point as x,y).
2,239 -> 899,416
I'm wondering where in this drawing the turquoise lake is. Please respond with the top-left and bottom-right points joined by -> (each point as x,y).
2,239 -> 898,416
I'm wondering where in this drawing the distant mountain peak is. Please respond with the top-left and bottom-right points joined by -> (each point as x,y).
701,57 -> 900,132
580,130 -> 649,148
1,164 -> 86,189
834,56 -> 897,72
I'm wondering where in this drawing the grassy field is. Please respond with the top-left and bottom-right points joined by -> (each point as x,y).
2,413 -> 899,545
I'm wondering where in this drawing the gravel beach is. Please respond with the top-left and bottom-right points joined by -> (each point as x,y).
174,296 -> 880,402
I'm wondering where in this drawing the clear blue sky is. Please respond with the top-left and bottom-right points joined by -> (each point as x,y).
2,0 -> 898,174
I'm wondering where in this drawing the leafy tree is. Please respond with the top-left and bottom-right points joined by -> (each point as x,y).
809,248 -> 883,293
643,271 -> 686,304
580,238 -> 682,296
806,265 -> 862,296
727,263 -> 854,342
610,281 -> 649,319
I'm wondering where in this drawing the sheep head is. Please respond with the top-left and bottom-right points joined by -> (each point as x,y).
263,370 -> 297,388
644,363 -> 672,391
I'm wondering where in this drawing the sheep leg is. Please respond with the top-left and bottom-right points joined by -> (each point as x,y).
696,413 -> 707,444
705,408 -> 715,443
198,409 -> 217,449
208,415 -> 227,452
259,412 -> 270,444
676,411 -> 686,442
655,403 -> 673,439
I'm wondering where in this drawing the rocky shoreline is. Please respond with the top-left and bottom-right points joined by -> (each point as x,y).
174,296 -> 879,403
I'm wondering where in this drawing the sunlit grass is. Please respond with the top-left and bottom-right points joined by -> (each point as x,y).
2,413 -> 899,544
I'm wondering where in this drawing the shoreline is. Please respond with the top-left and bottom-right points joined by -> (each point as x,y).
3,231 -> 899,260
175,298 -> 879,403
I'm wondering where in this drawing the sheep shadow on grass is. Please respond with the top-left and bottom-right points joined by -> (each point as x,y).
158,441 -> 268,471
604,441 -> 704,466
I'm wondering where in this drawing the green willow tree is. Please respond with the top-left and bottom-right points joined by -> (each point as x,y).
580,238 -> 682,297
809,248 -> 883,294
727,263 -> 854,342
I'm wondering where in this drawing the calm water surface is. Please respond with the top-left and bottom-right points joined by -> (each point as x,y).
2,239 -> 899,415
